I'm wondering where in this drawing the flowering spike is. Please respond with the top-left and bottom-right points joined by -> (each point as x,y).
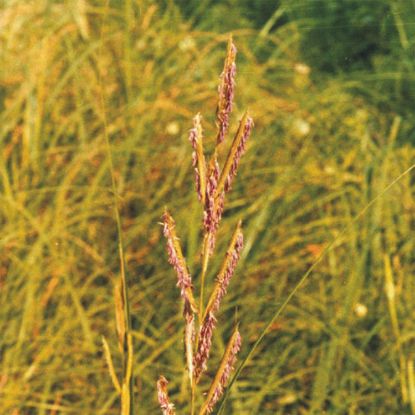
157,376 -> 176,415
188,113 -> 207,204
216,36 -> 237,145
194,222 -> 243,381
205,221 -> 243,316
194,311 -> 216,381
102,336 -> 121,394
200,328 -> 242,415
216,112 -> 253,196
203,156 -> 224,254
185,311 -> 195,387
113,282 -> 126,351
224,117 -> 253,192
162,210 -> 197,314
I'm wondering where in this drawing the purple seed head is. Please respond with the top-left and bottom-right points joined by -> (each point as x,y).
204,330 -> 242,413
157,376 -> 176,415
194,312 -> 217,381
162,211 -> 196,313
188,114 -> 205,202
217,40 -> 237,145
212,229 -> 243,314
194,226 -> 243,381
224,116 -> 254,192
203,158 -> 223,253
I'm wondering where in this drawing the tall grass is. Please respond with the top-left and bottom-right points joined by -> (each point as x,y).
156,37 -> 251,415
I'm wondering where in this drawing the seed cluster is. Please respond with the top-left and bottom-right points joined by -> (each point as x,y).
158,37 -> 253,415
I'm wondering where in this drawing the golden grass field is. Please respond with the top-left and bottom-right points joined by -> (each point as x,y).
1,1 -> 415,414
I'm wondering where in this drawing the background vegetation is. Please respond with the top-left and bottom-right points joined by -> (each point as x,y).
1,0 -> 415,413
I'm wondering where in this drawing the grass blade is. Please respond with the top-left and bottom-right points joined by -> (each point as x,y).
216,163 -> 415,414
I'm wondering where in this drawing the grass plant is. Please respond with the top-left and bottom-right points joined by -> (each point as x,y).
158,37 -> 250,415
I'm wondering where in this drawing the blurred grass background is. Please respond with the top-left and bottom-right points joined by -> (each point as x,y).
1,0 -> 415,413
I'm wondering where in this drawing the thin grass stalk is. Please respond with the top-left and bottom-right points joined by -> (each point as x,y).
191,380 -> 197,415
408,359 -> 415,415
97,2 -> 135,413
384,254 -> 407,402
121,334 -> 134,415
102,336 -> 121,394
123,0 -> 133,101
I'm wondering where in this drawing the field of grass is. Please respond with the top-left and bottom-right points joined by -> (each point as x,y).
1,1 -> 415,414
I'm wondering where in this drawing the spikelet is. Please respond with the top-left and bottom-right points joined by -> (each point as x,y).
224,116 -> 253,192
162,210 -> 197,314
216,112 -> 254,195
203,156 -> 220,234
188,113 -> 207,204
194,311 -> 216,382
200,328 -> 242,414
185,310 -> 196,387
216,37 -> 237,145
194,222 -> 243,381
157,376 -> 176,415
114,281 -> 126,351
203,156 -> 225,255
206,221 -> 243,315
163,210 -> 197,383
102,336 -> 121,394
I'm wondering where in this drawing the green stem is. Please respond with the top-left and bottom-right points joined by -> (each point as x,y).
97,2 -> 135,414
191,381 -> 196,415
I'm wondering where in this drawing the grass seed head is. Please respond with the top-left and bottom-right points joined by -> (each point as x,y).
188,113 -> 206,204
203,157 -> 224,255
162,210 -> 197,314
185,312 -> 196,386
195,222 -> 244,381
194,311 -> 217,381
157,376 -> 176,415
216,111 -> 253,196
201,328 -> 242,414
224,115 -> 254,192
209,222 -> 243,315
216,37 -> 237,145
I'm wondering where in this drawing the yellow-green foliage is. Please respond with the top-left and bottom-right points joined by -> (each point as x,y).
1,1 -> 415,414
